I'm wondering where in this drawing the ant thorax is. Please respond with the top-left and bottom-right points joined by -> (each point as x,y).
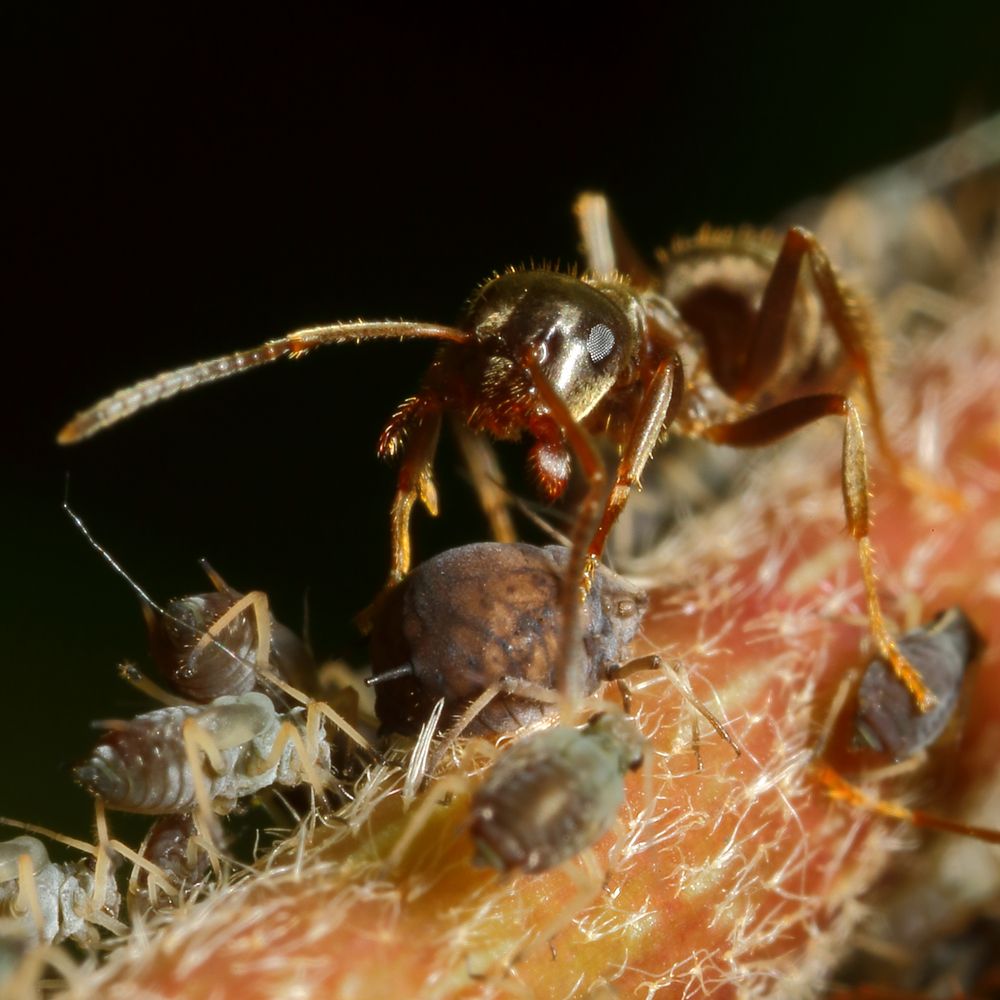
656,229 -> 852,433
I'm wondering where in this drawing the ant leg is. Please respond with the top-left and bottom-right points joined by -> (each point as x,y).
451,418 -> 517,543
521,348 -> 606,710
587,353 -> 684,562
814,763 -> 1000,844
574,193 -> 656,286
379,401 -> 443,585
738,227 -> 960,506
703,393 -> 934,711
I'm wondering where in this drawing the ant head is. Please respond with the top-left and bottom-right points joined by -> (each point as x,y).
462,270 -> 643,423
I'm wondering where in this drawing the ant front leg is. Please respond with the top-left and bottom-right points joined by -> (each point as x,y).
378,399 -> 443,586
521,348 -> 606,709
703,394 -> 935,711
586,352 -> 684,563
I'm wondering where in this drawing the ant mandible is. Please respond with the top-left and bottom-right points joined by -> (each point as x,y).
58,193 -> 937,709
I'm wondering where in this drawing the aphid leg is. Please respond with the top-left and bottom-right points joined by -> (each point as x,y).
510,847 -> 606,967
117,661 -> 187,707
181,716 -> 228,853
191,588 -> 272,666
387,774 -> 475,871
703,395 -> 934,711
426,678 -> 566,778
14,852 -> 45,938
255,717 -> 329,804
610,655 -> 741,758
574,192 -> 656,286
451,418 -> 517,544
265,677 -> 372,754
90,801 -> 114,925
123,830 -> 182,911
521,347 -> 605,710
585,353 -> 684,565
814,763 -> 1000,844
197,585 -> 373,756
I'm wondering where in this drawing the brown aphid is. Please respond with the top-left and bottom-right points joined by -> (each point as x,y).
367,542 -> 647,735
58,193 -> 937,713
470,711 -> 645,874
853,607 -> 983,761
146,562 -> 316,703
130,813 -> 210,912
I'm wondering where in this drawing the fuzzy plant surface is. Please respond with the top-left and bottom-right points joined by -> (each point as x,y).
10,247 -> 994,1000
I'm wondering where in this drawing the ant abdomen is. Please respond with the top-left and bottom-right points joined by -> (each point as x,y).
368,543 -> 648,735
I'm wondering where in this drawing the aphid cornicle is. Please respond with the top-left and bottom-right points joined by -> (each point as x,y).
368,542 -> 648,735
58,192 -> 934,711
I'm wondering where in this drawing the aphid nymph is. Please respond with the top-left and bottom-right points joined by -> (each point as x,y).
470,710 -> 645,874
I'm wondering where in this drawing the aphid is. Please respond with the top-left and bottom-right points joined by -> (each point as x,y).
469,710 -> 645,874
853,607 -> 983,761
0,836 -> 122,946
65,503 -> 316,705
73,692 -> 332,826
816,607 -> 999,844
129,813 -> 210,913
144,561 -> 316,704
57,194 -> 936,711
367,542 -> 648,735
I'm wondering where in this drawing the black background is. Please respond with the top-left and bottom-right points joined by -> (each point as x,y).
5,5 -> 999,843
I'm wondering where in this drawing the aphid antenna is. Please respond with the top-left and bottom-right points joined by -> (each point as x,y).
63,501 -> 253,680
618,655 -> 741,759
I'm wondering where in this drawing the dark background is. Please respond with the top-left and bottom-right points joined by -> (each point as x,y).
5,5 -> 999,844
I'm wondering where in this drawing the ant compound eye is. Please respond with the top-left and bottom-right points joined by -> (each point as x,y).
587,323 -> 616,364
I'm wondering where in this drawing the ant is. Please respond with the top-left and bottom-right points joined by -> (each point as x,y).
59,193 -> 945,714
